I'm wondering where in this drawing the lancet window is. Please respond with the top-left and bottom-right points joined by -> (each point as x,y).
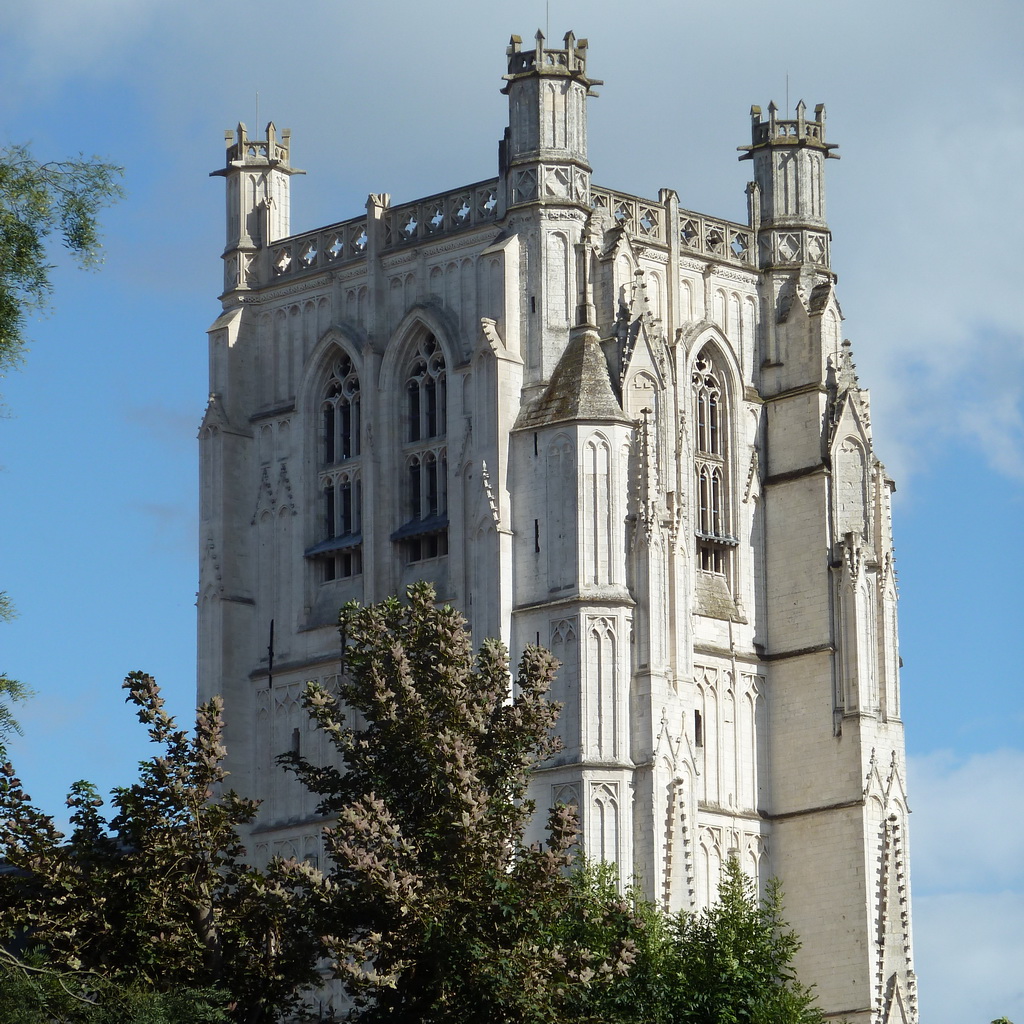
322,354 -> 360,463
393,333 -> 448,563
308,353 -> 362,581
692,350 -> 734,578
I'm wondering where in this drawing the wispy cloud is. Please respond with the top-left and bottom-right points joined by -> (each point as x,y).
909,749 -> 1024,1023
134,501 -> 196,557
122,403 -> 197,450
914,891 -> 1024,1024
910,749 -> 1024,893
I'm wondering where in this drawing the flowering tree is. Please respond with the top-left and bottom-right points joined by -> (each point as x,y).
282,582 -> 640,1022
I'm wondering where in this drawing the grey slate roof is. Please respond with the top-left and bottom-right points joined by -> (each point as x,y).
514,329 -> 631,430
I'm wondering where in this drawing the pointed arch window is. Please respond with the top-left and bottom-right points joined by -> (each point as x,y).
392,333 -> 448,563
306,352 -> 362,580
692,351 -> 736,578
322,354 -> 360,463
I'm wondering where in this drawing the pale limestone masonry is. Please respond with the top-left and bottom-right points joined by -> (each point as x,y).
199,30 -> 917,1024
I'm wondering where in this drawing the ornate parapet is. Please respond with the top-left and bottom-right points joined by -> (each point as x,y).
263,178 -> 500,285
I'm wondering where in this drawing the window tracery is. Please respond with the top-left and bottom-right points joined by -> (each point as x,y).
692,350 -> 735,578
307,352 -> 362,581
322,354 -> 360,463
394,333 -> 448,563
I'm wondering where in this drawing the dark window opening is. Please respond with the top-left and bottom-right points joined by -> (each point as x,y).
698,541 -> 728,576
407,381 -> 421,442
425,378 -> 437,437
405,530 -> 448,564
408,460 -> 422,519
320,546 -> 362,581
323,404 -> 335,464
425,456 -> 439,518
324,485 -> 335,539
693,351 -> 731,582
399,334 -> 448,565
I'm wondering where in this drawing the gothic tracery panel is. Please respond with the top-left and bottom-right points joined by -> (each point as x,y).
588,616 -> 619,759
550,617 -> 580,758
591,782 -> 620,865
582,434 -> 612,586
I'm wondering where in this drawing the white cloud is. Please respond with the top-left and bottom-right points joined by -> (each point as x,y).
907,750 -> 1024,1023
0,0 -> 167,88
909,749 -> 1024,893
914,891 -> 1024,1024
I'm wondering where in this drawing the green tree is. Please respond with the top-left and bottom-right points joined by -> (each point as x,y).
551,860 -> 823,1024
0,591 -> 32,759
0,144 -> 124,375
282,583 -> 640,1022
0,949 -> 231,1024
285,584 -> 824,1024
0,673 -> 323,1023
660,858 -> 824,1024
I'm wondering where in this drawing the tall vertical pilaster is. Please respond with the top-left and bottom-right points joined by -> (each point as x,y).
742,106 -> 917,1022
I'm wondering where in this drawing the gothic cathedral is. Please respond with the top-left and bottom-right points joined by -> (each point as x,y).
199,32 -> 917,1023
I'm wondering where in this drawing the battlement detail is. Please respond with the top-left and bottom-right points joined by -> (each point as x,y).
264,178 -> 500,282
260,181 -> 756,287
503,29 -> 601,91
215,122 -> 297,174
739,100 -> 839,158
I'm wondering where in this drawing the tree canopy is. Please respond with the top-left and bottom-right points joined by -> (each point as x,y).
0,673 -> 323,1023
280,583 -> 824,1024
281,581 -> 641,1021
0,144 -> 124,375
1,584 -> 825,1023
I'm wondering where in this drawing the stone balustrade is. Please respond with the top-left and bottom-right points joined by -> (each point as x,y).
266,180 -> 754,285
677,210 -> 754,267
384,179 -> 500,248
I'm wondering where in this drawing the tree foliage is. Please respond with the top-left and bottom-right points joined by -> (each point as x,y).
661,860 -> 824,1024
281,582 -> 641,1021
0,673 -> 322,1023
0,144 -> 124,373
282,583 -> 823,1024
0,585 -> 825,1023
0,948 -> 230,1024
0,591 -> 32,759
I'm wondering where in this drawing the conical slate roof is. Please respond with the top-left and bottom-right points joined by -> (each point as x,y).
515,328 -> 630,429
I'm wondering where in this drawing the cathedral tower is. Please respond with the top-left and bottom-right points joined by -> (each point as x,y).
200,36 -> 916,1024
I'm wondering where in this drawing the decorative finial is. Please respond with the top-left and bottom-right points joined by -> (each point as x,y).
837,338 -> 860,391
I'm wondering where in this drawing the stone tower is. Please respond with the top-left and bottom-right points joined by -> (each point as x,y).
199,32 -> 917,1024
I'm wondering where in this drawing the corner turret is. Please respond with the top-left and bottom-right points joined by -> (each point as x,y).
500,30 -> 601,209
739,101 -> 838,270
211,122 -> 304,296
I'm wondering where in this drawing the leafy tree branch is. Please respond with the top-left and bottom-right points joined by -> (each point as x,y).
0,145 -> 124,374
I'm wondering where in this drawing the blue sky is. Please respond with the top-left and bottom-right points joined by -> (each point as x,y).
2,1 -> 1022,1020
